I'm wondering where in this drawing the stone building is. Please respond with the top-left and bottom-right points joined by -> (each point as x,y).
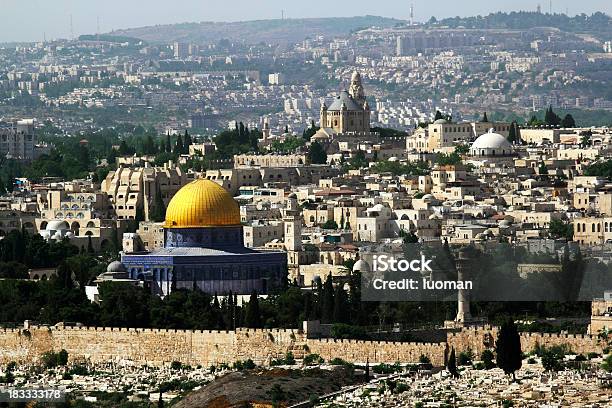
102,163 -> 192,221
234,153 -> 308,168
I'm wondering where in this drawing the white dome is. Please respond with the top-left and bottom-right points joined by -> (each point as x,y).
371,204 -> 385,212
353,259 -> 371,273
471,131 -> 512,150
388,156 -> 399,162
46,220 -> 69,231
107,261 -> 127,273
422,194 -> 435,201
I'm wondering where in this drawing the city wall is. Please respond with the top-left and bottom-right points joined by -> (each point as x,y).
0,324 -> 605,368
448,325 -> 605,357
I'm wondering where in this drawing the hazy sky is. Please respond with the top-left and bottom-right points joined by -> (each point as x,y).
2,0 -> 611,42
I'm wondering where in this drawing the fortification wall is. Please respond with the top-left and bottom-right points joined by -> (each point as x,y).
0,326 -> 303,367
306,339 -> 447,366
0,324 -> 604,368
448,325 -> 605,357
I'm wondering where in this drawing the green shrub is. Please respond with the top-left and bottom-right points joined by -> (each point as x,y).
170,361 -> 182,370
481,349 -> 495,369
303,354 -> 324,366
458,350 -> 473,366
329,358 -> 348,366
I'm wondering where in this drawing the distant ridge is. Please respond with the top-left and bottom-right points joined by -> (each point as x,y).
428,11 -> 612,40
105,15 -> 404,44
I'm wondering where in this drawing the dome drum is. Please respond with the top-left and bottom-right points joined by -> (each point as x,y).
164,226 -> 244,250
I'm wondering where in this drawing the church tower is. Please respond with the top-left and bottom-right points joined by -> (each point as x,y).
348,71 -> 366,107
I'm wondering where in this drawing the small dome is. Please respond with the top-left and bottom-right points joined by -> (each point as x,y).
422,194 -> 435,201
288,193 -> 297,199
353,259 -> 371,273
433,118 -> 449,124
388,156 -> 399,162
107,261 -> 127,273
471,130 -> 512,150
371,204 -> 385,212
499,219 -> 511,227
46,220 -> 69,231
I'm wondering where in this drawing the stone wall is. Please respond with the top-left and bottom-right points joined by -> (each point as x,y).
0,326 -> 301,367
307,339 -> 447,366
448,325 -> 605,357
0,324 -> 605,368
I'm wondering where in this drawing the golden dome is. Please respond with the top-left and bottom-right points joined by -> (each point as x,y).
164,179 -> 240,228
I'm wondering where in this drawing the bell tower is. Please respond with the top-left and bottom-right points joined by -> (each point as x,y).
348,71 -> 366,107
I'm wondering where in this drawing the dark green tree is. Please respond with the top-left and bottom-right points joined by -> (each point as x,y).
150,185 -> 166,222
507,121 -> 518,143
245,290 -> 262,328
496,319 -> 522,381
184,130 -> 193,148
165,133 -> 172,153
173,134 -> 184,155
481,112 -> 489,122
308,141 -> 327,164
544,106 -> 560,126
321,274 -> 335,323
447,347 -> 459,378
332,284 -> 349,323
561,114 -> 575,128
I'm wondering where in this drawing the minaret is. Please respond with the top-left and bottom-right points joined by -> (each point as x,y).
455,247 -> 473,324
262,117 -> 271,140
348,71 -> 366,107
284,194 -> 302,252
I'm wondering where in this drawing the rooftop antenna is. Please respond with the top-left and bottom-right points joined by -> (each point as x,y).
537,3 -> 541,13
549,0 -> 552,14
281,9 -> 284,20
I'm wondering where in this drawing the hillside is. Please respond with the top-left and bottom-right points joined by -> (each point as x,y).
173,367 -> 357,407
427,11 -> 612,40
106,15 -> 403,45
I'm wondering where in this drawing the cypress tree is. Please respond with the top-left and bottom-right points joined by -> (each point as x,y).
321,274 -> 335,323
496,319 -> 522,382
165,133 -> 171,153
447,347 -> 459,378
87,235 -> 94,254
245,290 -> 262,328
150,185 -> 166,222
481,112 -> 488,122
184,130 -> 193,148
174,134 -> 184,155
507,121 -> 518,143
333,284 -> 348,323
